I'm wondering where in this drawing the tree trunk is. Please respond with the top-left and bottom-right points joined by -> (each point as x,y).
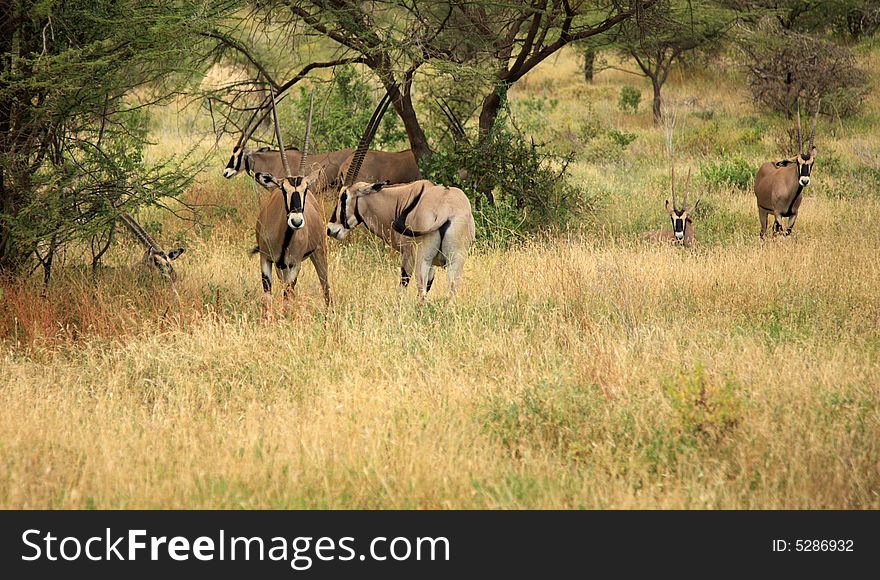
393,85 -> 430,163
478,83 -> 509,136
652,79 -> 662,124
583,48 -> 596,83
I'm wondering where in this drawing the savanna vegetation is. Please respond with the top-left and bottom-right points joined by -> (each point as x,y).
1,0 -> 878,509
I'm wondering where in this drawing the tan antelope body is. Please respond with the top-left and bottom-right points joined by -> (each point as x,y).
754,100 -> 820,238
255,175 -> 331,310
323,90 -> 475,300
337,149 -> 421,185
254,91 -> 331,316
328,179 -> 475,300
227,146 -> 353,190
642,167 -> 698,248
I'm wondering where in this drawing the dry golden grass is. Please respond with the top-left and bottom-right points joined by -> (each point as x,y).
1,47 -> 879,509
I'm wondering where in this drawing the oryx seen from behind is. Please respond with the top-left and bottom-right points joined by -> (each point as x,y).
254,91 -> 331,316
327,93 -> 475,301
223,92 -> 352,190
754,99 -> 821,238
642,166 -> 699,248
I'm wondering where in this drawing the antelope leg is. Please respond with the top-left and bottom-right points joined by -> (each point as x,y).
280,263 -> 301,314
261,255 -> 274,321
785,212 -> 798,235
758,208 -> 769,239
310,247 -> 332,307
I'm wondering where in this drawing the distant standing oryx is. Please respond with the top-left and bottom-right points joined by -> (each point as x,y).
327,93 -> 476,301
253,91 -> 331,316
223,92 -> 352,190
642,167 -> 699,248
754,99 -> 820,238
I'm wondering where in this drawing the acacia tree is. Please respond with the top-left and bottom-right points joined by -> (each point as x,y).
226,1 -> 658,160
0,0 -> 235,277
615,0 -> 734,123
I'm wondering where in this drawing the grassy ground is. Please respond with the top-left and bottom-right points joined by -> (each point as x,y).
1,47 -> 878,509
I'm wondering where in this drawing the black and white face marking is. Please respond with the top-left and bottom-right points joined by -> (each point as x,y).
796,147 -> 817,187
665,200 -> 689,242
281,176 -> 308,230
148,247 -> 185,280
224,146 -> 243,178
327,187 -> 358,240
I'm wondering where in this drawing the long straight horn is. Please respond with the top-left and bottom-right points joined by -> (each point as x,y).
270,87 -> 292,179
299,92 -> 315,175
670,164 -> 677,210
119,210 -> 158,251
796,98 -> 803,154
237,88 -> 286,150
809,97 -> 821,151
684,168 -> 692,210
344,90 -> 393,186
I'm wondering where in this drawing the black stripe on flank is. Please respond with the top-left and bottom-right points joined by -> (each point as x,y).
392,186 -> 425,237
785,185 -> 804,217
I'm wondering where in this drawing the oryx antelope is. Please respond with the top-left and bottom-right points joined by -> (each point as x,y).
117,210 -> 185,280
754,99 -> 820,238
254,92 -> 331,315
223,93 -> 352,189
327,93 -> 475,301
642,167 -> 699,248
336,148 -> 421,185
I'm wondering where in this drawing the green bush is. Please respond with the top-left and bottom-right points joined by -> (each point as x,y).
284,65 -> 407,151
420,125 -> 599,244
618,85 -> 641,113
700,157 -> 754,190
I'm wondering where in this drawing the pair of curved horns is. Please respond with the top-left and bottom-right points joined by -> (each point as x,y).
344,89 -> 396,187
796,97 -> 821,154
436,97 -> 466,142
670,165 -> 692,211
269,87 -> 315,179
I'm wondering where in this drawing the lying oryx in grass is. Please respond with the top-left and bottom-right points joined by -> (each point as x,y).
223,93 -> 352,188
642,167 -> 698,248
326,93 -> 475,300
754,99 -> 820,238
253,92 -> 331,315
117,210 -> 185,280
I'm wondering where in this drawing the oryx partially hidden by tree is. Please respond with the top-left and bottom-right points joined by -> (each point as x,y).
327,93 -> 475,301
642,166 -> 699,248
754,99 -> 821,238
336,148 -> 421,185
253,91 -> 331,316
117,209 -> 185,280
223,93 -> 352,190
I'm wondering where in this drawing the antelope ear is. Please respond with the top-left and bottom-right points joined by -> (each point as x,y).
166,248 -> 185,261
691,200 -> 700,215
665,199 -> 671,211
810,146 -> 818,159
255,172 -> 279,188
